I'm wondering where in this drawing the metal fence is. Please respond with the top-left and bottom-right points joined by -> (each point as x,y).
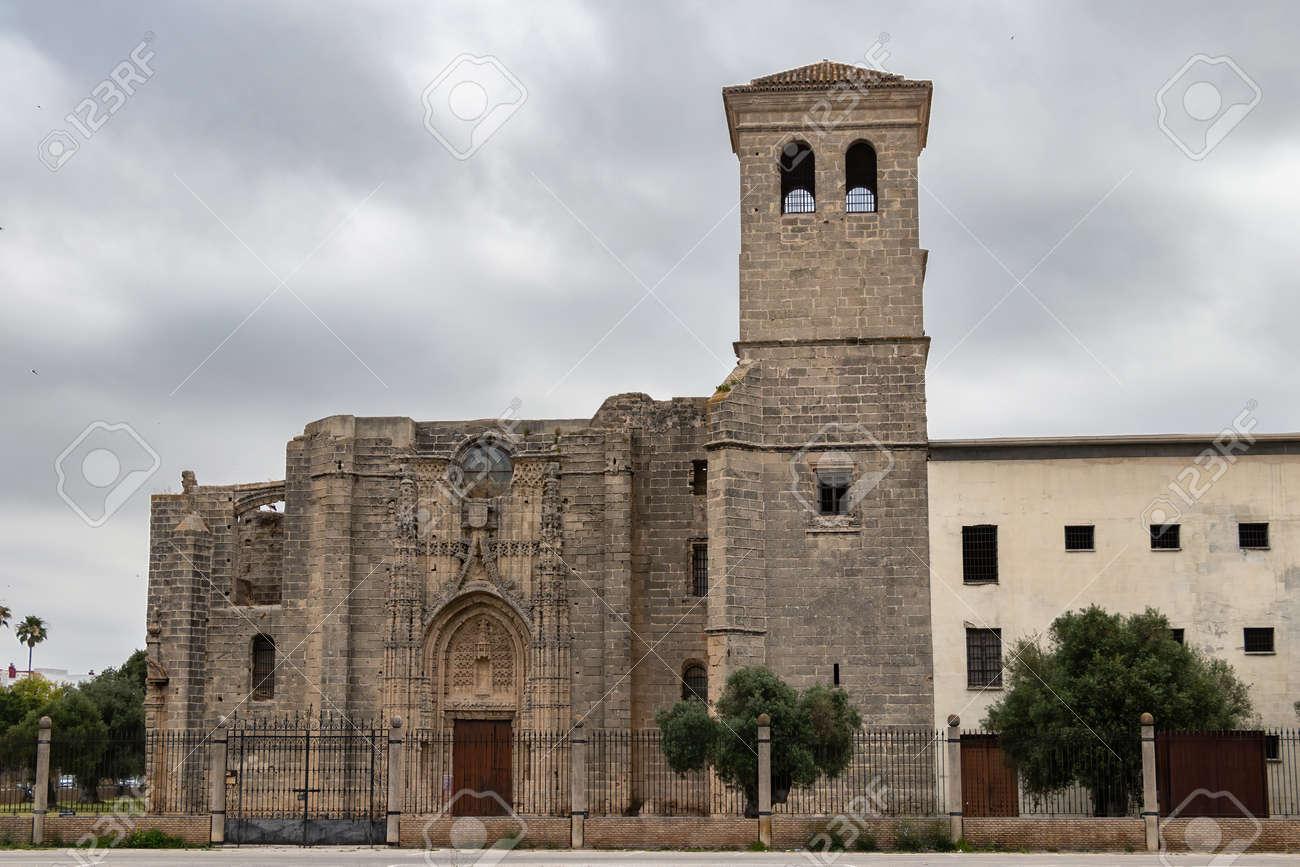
404,729 -> 570,817
587,729 -> 745,816
963,730 -> 1141,817
226,719 -> 387,821
776,728 -> 946,817
0,766 -> 34,815
45,731 -> 210,816
1265,729 -> 1299,817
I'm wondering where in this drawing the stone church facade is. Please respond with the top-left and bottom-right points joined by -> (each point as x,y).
144,61 -> 937,737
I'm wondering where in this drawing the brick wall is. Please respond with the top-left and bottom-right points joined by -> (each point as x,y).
401,815 -> 568,849
772,816 -> 947,849
41,814 -> 210,847
584,817 -> 755,849
963,817 -> 1145,851
1162,818 -> 1300,853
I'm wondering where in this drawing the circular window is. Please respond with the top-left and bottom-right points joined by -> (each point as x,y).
452,437 -> 513,498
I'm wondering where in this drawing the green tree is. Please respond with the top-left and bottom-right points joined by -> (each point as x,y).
76,651 -> 147,783
657,666 -> 861,815
0,603 -> 11,632
15,616 -> 47,674
4,691 -> 108,802
984,606 -> 1251,816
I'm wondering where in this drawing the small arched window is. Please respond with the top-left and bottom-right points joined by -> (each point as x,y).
251,634 -> 276,701
682,663 -> 708,702
845,141 -> 878,213
780,141 -> 815,214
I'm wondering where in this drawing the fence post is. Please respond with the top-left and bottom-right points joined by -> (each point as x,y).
209,720 -> 227,845
1141,712 -> 1158,852
32,715 -> 50,845
757,713 -> 772,848
387,717 -> 404,846
945,714 -> 963,843
570,722 -> 587,849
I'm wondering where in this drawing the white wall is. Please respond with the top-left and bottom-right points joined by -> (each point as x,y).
928,446 -> 1299,729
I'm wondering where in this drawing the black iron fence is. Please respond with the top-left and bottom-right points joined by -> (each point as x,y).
225,719 -> 387,821
776,728 -> 946,817
587,729 -> 745,816
1267,729 -> 1300,817
45,730 -> 209,816
962,730 -> 1141,817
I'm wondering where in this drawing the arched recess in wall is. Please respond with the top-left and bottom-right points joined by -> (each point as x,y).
423,592 -> 530,727
779,140 -> 816,214
845,140 -> 878,213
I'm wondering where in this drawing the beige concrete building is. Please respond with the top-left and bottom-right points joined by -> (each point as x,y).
929,433 -> 1300,729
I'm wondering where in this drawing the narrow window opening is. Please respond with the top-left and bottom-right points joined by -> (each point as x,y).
1266,734 -> 1281,762
691,459 -> 708,496
845,141 -> 878,213
682,663 -> 707,702
962,525 -> 998,583
251,634 -> 276,701
1170,628 -> 1185,645
780,141 -> 815,214
690,542 -> 708,597
832,663 -> 841,687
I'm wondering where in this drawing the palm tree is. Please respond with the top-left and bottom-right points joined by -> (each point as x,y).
15,616 -> 47,675
0,604 -> 10,631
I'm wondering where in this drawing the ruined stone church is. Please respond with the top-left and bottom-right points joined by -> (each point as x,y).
145,61 -> 936,738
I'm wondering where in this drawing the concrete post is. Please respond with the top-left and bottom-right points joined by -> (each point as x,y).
945,714 -> 963,844
570,722 -> 587,849
32,716 -> 50,845
757,713 -> 772,848
1141,712 -> 1158,852
209,720 -> 227,844
387,717 -> 404,846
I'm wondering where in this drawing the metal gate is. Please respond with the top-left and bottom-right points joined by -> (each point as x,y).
225,722 -> 387,845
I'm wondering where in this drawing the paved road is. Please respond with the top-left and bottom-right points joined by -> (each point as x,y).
0,850 -> 1295,867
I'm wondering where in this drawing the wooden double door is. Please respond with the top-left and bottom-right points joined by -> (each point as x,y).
451,719 -> 514,816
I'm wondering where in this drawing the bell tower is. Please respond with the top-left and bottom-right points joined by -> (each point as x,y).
706,62 -> 935,724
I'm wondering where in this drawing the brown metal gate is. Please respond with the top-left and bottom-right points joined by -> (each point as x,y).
451,720 -> 513,816
1156,731 -> 1268,818
961,734 -> 1019,817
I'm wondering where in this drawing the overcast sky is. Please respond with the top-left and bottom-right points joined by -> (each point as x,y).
2,1 -> 1296,673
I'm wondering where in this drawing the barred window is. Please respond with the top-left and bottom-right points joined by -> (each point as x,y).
682,663 -> 707,702
780,140 -> 815,214
1266,734 -> 1281,762
1064,525 -> 1095,551
691,459 -> 708,496
1150,523 -> 1180,550
691,542 -> 708,597
1244,627 -> 1274,654
962,525 -> 998,583
251,634 -> 276,700
1238,522 -> 1269,549
845,140 -> 878,213
966,628 -> 1003,689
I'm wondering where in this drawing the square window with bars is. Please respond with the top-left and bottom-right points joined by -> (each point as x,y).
1150,523 -> 1180,550
690,459 -> 708,496
966,627 -> 1003,689
1064,524 -> 1095,551
1244,627 -> 1275,653
1239,522 -> 1269,549
690,542 -> 708,597
962,525 -> 998,583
